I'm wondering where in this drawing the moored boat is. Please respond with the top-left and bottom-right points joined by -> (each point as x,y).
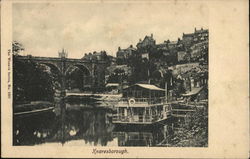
112,84 -> 171,125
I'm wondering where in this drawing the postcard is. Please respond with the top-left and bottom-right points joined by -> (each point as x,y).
1,0 -> 249,158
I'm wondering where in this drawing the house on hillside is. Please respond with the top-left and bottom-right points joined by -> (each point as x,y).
182,33 -> 194,48
82,51 -> 109,61
136,34 -> 156,51
168,41 -> 178,49
193,27 -> 209,43
190,40 -> 208,61
116,45 -> 137,59
182,27 -> 209,48
156,41 -> 168,51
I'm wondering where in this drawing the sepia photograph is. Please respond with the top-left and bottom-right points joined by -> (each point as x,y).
1,0 -> 249,158
12,2 -> 208,147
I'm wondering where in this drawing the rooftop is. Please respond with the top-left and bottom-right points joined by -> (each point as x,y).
137,34 -> 155,44
182,87 -> 203,96
183,33 -> 194,37
195,29 -> 208,34
117,45 -> 137,52
125,83 -> 165,91
169,41 -> 178,45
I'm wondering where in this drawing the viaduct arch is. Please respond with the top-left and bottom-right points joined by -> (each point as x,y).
15,54 -> 108,91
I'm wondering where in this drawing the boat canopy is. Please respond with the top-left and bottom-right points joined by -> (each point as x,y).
124,84 -> 165,91
122,83 -> 165,98
182,87 -> 203,96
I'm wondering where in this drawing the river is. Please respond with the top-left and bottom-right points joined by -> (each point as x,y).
13,97 -> 179,146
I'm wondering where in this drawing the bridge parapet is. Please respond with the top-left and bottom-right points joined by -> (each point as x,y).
16,55 -> 107,64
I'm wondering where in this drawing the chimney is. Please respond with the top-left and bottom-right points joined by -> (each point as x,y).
118,46 -> 121,51
130,45 -> 133,48
151,33 -> 153,38
139,39 -> 142,42
201,27 -> 203,30
195,27 -> 197,32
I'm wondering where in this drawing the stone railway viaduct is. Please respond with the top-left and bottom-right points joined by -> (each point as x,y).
16,53 -> 109,91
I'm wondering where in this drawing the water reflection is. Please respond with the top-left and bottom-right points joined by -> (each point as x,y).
13,112 -> 59,145
113,123 -> 174,147
64,107 -> 115,146
13,101 -> 174,146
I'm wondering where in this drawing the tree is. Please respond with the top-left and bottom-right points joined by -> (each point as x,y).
66,67 -> 84,91
12,41 -> 24,55
13,42 -> 55,104
170,107 -> 208,147
107,68 -> 126,83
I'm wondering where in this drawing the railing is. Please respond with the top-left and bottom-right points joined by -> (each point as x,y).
112,111 -> 171,124
171,108 -> 196,118
170,100 -> 207,118
118,97 -> 166,106
113,132 -> 153,141
112,114 -> 151,123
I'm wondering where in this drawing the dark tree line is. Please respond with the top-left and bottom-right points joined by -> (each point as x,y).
66,68 -> 84,91
127,56 -> 152,84
13,42 -> 55,104
107,68 -> 127,84
13,56 -> 55,104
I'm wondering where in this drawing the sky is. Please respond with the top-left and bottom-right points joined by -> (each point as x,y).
13,2 -> 208,58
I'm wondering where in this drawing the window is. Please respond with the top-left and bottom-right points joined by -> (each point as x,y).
124,91 -> 128,98
132,90 -> 136,97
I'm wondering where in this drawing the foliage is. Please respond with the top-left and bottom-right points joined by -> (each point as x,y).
13,42 -> 55,104
127,54 -> 158,84
172,78 -> 186,97
66,67 -> 84,91
12,41 -> 24,55
13,56 -> 55,103
171,107 -> 208,147
107,68 -> 127,83
116,58 -> 127,65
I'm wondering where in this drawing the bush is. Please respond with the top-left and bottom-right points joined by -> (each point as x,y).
171,107 -> 208,147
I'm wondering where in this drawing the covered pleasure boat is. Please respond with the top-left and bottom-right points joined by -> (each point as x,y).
112,84 -> 171,125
